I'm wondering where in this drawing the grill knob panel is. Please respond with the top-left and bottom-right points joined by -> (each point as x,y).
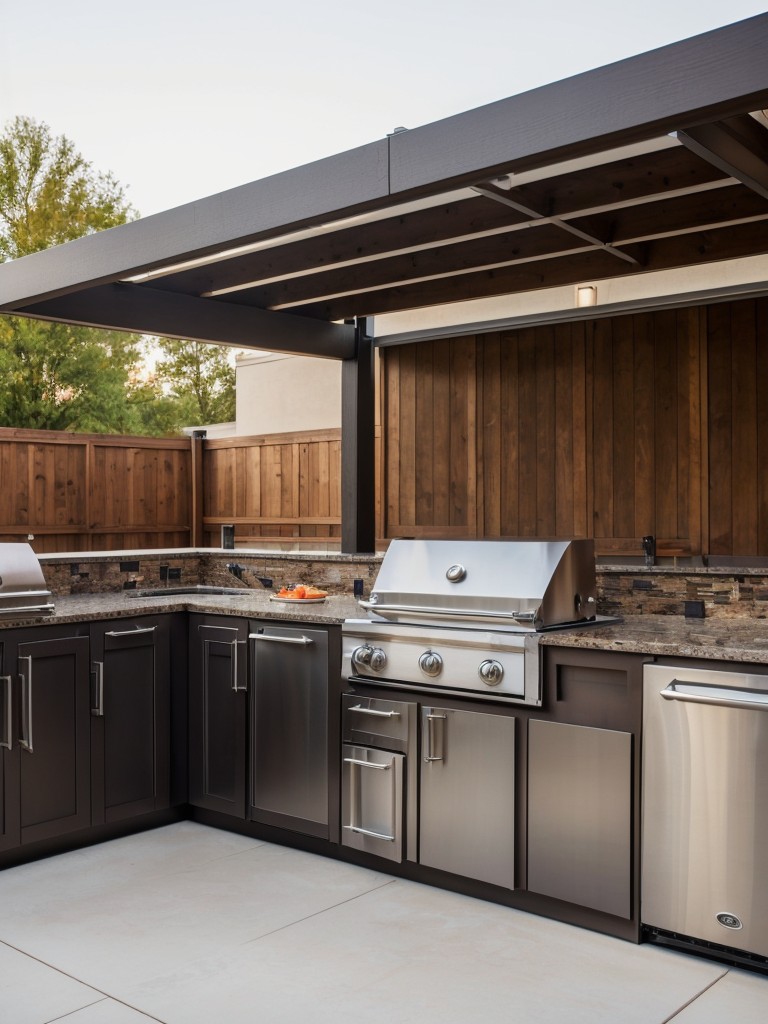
369,648 -> 388,672
351,644 -> 373,669
478,659 -> 504,686
419,650 -> 443,677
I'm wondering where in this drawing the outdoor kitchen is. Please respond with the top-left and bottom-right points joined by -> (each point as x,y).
1,11 -> 768,1024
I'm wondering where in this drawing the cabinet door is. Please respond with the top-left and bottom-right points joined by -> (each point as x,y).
527,719 -> 632,919
420,706 -> 516,890
0,640 -> 20,851
249,624 -> 329,837
17,635 -> 91,845
90,618 -> 171,826
188,618 -> 248,818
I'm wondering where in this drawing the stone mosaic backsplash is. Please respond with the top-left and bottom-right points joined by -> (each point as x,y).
38,550 -> 768,620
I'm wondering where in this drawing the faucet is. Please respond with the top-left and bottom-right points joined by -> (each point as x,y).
642,535 -> 656,568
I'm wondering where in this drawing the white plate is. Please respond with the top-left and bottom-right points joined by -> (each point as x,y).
269,595 -> 327,604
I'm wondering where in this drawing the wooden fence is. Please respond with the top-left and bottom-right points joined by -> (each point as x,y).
0,425 -> 382,553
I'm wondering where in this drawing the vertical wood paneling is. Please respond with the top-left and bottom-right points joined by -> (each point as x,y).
707,303 -> 733,553
731,300 -> 758,553
632,314 -> 655,537
500,334 -> 520,536
591,319 -> 614,539
757,300 -> 768,555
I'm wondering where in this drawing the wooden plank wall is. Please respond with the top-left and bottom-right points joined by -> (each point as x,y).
707,298 -> 768,555
383,300 -> 767,558
0,429 -> 192,552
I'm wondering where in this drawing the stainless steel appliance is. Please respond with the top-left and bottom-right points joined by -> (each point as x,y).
341,538 -> 602,886
642,662 -> 768,968
0,544 -> 54,618
343,538 -> 599,705
249,623 -> 330,838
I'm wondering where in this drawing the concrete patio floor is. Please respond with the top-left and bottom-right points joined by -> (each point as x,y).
0,823 -> 765,1024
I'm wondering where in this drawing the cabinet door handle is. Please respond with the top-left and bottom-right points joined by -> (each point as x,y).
1,675 -> 11,750
344,756 -> 396,842
232,640 -> 247,693
104,626 -> 157,638
424,712 -> 446,762
91,661 -> 105,717
348,704 -> 401,719
19,655 -> 33,753
248,634 -> 314,646
661,681 -> 768,712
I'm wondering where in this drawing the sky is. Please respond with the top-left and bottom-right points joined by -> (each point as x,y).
2,1 -> 767,219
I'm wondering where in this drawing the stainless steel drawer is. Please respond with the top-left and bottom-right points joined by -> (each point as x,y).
341,744 -> 404,862
342,693 -> 415,752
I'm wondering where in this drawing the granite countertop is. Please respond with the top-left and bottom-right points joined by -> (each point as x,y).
0,590 -> 363,629
6,594 -> 768,665
540,614 -> 768,664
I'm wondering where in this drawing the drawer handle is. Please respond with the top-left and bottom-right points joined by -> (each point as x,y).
348,705 -> 401,719
343,824 -> 395,842
104,626 -> 157,637
343,756 -> 393,771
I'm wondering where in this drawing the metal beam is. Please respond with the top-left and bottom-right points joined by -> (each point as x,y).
676,115 -> 768,200
15,283 -> 356,359
341,319 -> 376,553
388,14 -> 768,195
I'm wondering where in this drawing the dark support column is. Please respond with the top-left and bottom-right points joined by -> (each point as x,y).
341,318 -> 376,554
190,430 -> 206,548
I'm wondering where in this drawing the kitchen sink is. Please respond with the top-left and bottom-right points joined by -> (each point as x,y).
127,586 -> 252,597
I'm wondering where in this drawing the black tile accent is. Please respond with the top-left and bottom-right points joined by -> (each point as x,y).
120,561 -> 140,573
167,567 -> 182,581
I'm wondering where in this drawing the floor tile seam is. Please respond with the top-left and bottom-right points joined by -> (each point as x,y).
44,996 -> 110,1023
659,967 -> 731,1023
0,939 -> 169,1024
240,876 -> 400,947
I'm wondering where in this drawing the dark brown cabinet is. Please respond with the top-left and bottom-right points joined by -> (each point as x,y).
90,617 -> 171,826
188,615 -> 249,818
0,630 -> 91,850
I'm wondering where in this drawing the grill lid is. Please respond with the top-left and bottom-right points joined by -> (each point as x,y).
360,539 -> 597,630
0,543 -> 55,618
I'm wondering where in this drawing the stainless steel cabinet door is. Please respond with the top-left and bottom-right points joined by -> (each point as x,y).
250,624 -> 329,837
527,719 -> 632,919
420,706 -> 515,890
341,744 -> 404,862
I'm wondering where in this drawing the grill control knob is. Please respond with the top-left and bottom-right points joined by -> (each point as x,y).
351,644 -> 374,669
419,650 -> 443,677
478,659 -> 504,686
446,563 -> 467,583
369,648 -> 388,672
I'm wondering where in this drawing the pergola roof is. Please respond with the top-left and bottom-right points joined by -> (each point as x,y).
1,14 -> 768,360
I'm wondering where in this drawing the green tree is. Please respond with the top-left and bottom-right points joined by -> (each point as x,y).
0,116 -> 148,433
154,340 -> 237,425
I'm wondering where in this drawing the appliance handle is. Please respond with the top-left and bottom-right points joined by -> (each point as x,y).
344,756 -> 397,842
91,661 -> 105,717
661,680 -> 768,712
0,603 -> 56,615
348,704 -> 401,719
425,712 -> 446,762
104,626 -> 157,637
1,675 -> 11,750
249,634 -> 314,645
19,655 -> 33,752
359,601 -> 536,623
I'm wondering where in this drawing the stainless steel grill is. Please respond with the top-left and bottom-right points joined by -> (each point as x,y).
343,539 -> 604,704
0,544 -> 55,618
